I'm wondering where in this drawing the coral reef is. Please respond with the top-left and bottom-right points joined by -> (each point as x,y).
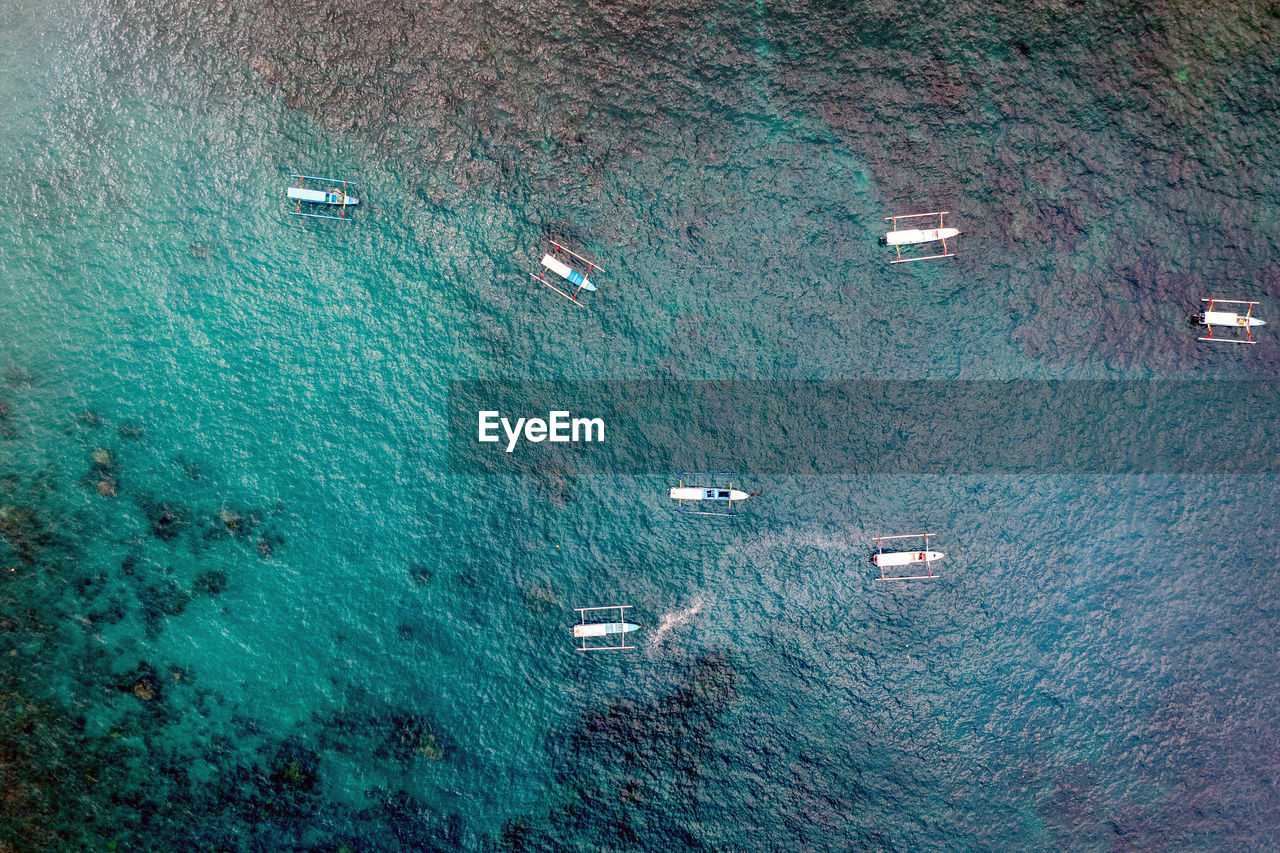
498,653 -> 742,850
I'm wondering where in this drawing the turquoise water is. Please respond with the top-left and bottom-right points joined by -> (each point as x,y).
2,0 -> 1279,849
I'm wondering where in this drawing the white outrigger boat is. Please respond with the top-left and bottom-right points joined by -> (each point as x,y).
871,533 -> 945,581
286,174 -> 359,222
881,211 -> 959,263
1192,298 -> 1265,344
531,240 -> 602,306
669,473 -> 755,517
573,606 -> 640,651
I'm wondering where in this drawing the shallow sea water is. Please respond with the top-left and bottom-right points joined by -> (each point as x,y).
1,0 -> 1278,849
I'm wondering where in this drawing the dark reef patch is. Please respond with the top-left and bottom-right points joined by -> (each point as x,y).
138,493 -> 192,542
408,561 -> 435,586
318,704 -> 452,768
175,455 -> 202,481
0,399 -> 16,440
519,579 -> 557,614
192,568 -> 229,597
136,575 -> 192,639
0,502 -> 60,566
4,365 -> 34,388
86,593 -> 129,627
0,396 -> 378,851
497,652 -> 742,850
117,420 -> 145,440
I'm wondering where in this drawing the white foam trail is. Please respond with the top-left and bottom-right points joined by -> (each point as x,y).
649,595 -> 706,648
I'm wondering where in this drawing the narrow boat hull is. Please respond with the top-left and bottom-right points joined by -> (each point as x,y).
872,550 -> 945,568
574,622 -> 640,638
885,227 -> 960,246
287,187 -> 359,206
670,487 -> 750,502
541,254 -> 596,291
1202,310 -> 1265,328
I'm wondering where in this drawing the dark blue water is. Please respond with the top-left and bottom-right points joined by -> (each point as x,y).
1,0 -> 1278,849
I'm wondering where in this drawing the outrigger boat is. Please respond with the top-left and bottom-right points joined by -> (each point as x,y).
286,174 -> 359,222
573,606 -> 640,652
881,211 -> 959,263
669,473 -> 755,517
871,533 -> 945,581
531,240 -> 601,306
1192,298 -> 1265,344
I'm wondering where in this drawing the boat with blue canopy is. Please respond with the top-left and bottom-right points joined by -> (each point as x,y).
531,240 -> 602,306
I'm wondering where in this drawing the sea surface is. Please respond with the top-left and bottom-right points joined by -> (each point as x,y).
1,0 -> 1278,849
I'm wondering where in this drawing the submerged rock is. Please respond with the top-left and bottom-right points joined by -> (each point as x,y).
417,733 -> 444,761
218,507 -> 241,532
120,663 -> 163,703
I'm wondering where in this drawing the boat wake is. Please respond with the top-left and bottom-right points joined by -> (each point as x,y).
648,595 -> 707,649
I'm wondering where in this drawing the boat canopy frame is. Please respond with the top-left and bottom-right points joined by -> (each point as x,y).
287,173 -> 360,222
574,605 -> 637,652
872,533 -> 942,582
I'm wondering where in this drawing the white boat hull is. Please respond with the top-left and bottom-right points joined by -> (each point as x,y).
287,186 -> 359,206
885,227 -> 960,246
873,550 -> 945,568
1202,310 -> 1265,328
670,486 -> 750,502
574,622 -> 640,638
540,254 -> 595,292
